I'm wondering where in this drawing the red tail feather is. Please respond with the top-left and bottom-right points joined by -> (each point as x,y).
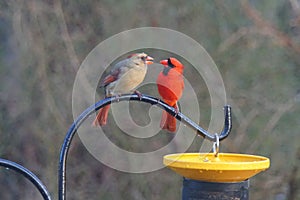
160,110 -> 177,133
92,105 -> 111,126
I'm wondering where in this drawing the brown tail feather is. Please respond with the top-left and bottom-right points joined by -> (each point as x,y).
92,105 -> 111,126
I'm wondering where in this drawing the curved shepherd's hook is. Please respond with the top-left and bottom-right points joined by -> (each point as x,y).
0,158 -> 51,200
58,94 -> 232,200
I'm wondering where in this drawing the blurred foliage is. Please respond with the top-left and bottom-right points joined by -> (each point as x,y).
0,0 -> 300,199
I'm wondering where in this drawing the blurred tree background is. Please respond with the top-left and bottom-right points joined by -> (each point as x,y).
0,0 -> 300,199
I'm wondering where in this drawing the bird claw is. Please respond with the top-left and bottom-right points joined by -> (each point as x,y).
134,90 -> 143,100
174,103 -> 179,116
115,94 -> 121,102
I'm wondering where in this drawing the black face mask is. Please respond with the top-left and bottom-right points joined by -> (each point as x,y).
162,58 -> 174,76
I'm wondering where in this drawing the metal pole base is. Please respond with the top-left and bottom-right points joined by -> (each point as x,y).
182,178 -> 249,200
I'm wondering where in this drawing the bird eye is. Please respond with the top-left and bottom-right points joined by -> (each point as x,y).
141,56 -> 146,61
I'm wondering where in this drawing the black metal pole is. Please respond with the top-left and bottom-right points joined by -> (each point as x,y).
182,178 -> 249,200
0,158 -> 51,200
58,94 -> 232,200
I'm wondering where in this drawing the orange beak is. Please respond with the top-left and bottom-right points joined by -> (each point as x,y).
160,59 -> 168,66
146,56 -> 154,65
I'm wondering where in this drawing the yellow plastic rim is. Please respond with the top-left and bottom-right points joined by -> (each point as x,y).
163,153 -> 270,182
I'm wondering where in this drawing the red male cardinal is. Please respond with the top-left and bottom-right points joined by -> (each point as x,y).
156,57 -> 185,132
93,53 -> 154,126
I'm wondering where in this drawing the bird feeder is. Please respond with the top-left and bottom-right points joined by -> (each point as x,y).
57,94 -> 270,200
164,153 -> 270,199
163,124 -> 270,199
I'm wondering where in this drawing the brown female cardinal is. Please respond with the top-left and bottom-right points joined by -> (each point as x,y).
156,57 -> 185,132
93,53 -> 154,126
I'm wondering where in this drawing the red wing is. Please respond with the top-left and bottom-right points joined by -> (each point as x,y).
102,75 -> 117,85
101,68 -> 120,86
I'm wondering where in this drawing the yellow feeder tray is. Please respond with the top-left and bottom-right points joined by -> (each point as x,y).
164,153 -> 270,183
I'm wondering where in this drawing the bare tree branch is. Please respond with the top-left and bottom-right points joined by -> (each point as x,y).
249,96 -> 297,151
241,0 -> 300,54
53,0 -> 80,71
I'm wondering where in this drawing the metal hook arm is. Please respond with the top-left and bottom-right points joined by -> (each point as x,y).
175,104 -> 232,141
58,94 -> 232,200
0,158 -> 51,200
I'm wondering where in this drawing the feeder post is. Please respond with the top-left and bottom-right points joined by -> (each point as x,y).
182,178 -> 249,200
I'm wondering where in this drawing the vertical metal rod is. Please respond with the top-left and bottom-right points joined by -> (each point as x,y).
58,99 -> 111,200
